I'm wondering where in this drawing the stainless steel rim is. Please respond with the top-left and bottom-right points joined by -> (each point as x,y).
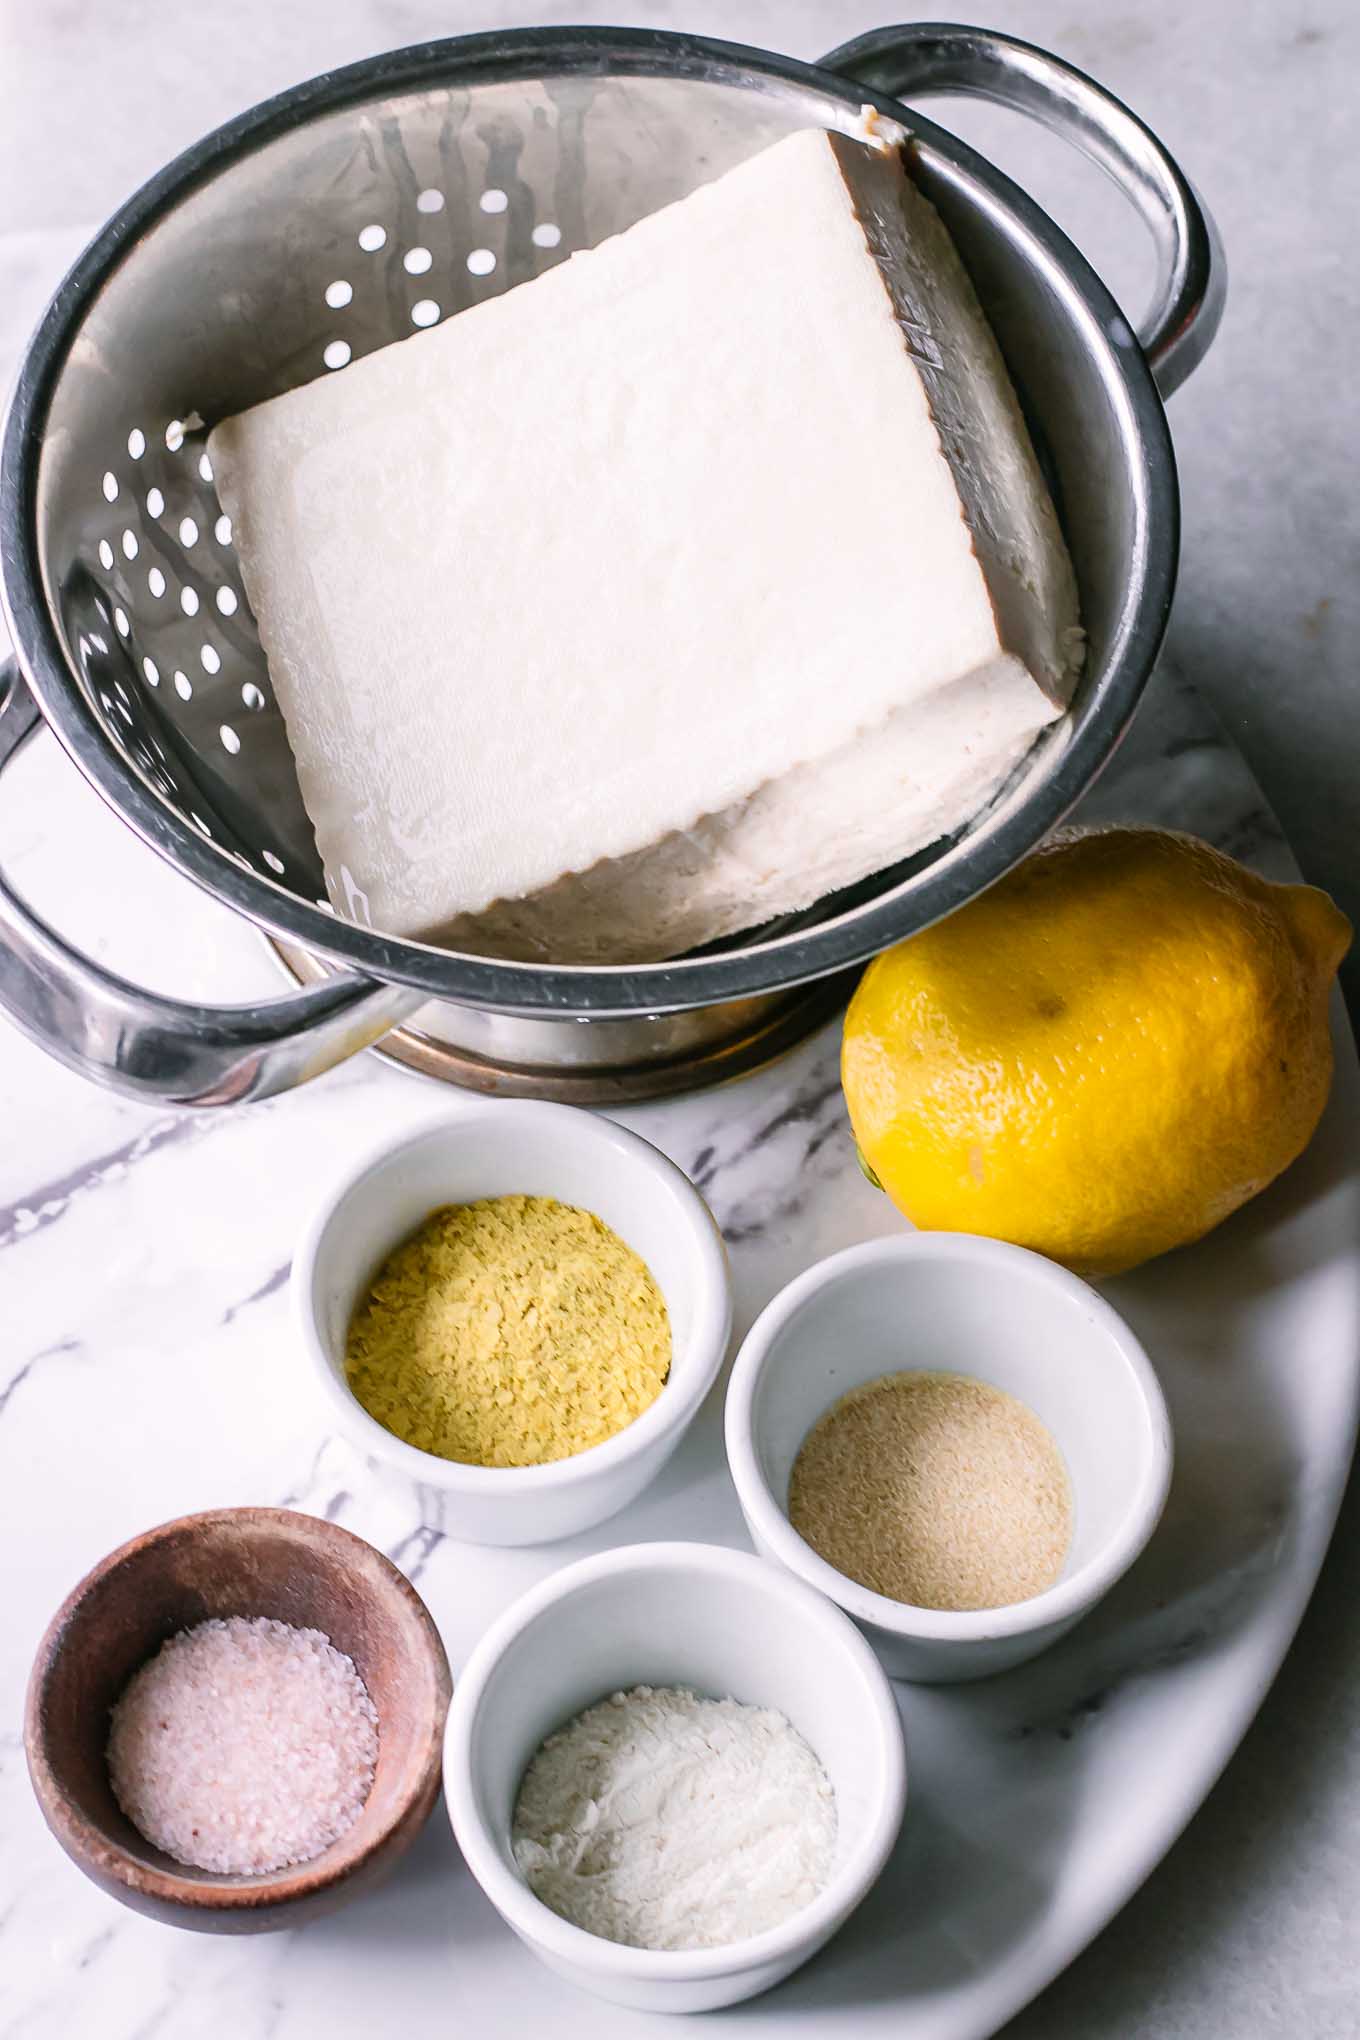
268,934 -> 854,1104
0,25 -> 1178,1019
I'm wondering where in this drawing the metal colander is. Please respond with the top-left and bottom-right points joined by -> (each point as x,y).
0,24 -> 1221,1106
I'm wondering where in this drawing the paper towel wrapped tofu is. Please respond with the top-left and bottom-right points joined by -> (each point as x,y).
209,125 -> 1082,962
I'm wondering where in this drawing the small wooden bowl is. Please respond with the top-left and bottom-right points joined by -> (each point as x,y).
24,1507 -> 453,1932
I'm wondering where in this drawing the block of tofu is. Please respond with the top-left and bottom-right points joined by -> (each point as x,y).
436,664 -> 1059,962
210,124 -> 1081,954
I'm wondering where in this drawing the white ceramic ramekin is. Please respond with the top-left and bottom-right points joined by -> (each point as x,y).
293,1103 -> 731,1546
443,1541 -> 907,2013
725,1233 -> 1172,1684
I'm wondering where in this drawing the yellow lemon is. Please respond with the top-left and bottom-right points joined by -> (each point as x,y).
842,827 -> 1351,1277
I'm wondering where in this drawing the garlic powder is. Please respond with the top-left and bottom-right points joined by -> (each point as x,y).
512,1685 -> 837,1949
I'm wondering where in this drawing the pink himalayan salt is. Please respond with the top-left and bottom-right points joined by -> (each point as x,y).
107,1615 -> 379,1875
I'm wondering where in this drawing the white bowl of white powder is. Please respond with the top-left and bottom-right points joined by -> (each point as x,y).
443,1540 -> 906,2013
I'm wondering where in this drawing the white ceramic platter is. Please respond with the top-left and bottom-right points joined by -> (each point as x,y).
1,664 -> 1356,2039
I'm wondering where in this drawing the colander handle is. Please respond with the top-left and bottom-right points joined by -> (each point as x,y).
0,658 -> 416,1106
820,21 -> 1224,399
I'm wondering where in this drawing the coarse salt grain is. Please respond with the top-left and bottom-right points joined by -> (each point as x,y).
107,1615 -> 379,1875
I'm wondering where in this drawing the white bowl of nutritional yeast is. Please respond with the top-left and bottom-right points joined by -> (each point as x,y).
444,1541 -> 906,2013
725,1233 -> 1173,1684
293,1103 -> 732,1546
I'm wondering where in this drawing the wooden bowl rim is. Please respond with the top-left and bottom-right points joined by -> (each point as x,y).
24,1505 -> 453,1914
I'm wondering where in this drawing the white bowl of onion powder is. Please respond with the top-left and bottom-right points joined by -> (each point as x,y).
443,1541 -> 906,2013
725,1233 -> 1173,1684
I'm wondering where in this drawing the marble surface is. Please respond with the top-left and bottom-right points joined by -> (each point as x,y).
1,5 -> 1358,2037
0,658 -> 1357,2040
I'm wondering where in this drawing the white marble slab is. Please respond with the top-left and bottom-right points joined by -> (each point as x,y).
2,8 -> 1359,2037
1,656 -> 1356,2040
